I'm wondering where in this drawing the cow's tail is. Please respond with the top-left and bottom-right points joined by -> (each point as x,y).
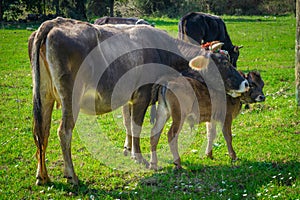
31,19 -> 56,168
150,83 -> 168,124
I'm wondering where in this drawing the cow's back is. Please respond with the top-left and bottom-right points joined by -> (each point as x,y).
180,12 -> 226,44
179,12 -> 227,45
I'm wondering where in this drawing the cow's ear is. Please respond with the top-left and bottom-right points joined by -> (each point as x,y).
189,55 -> 209,70
239,71 -> 246,78
234,45 -> 243,52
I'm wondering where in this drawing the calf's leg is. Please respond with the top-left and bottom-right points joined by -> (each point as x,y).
205,121 -> 217,159
222,116 -> 237,160
149,103 -> 170,170
168,120 -> 184,169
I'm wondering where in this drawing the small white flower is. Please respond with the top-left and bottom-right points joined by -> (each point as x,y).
257,193 -> 261,196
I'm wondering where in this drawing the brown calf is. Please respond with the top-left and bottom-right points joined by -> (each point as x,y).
149,70 -> 264,170
205,71 -> 265,160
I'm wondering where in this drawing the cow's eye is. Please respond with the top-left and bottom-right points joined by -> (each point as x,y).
250,82 -> 257,88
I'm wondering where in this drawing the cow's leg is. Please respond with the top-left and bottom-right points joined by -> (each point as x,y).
167,120 -> 184,169
122,104 -> 132,156
130,89 -> 151,167
149,103 -> 170,170
34,95 -> 55,185
57,101 -> 79,185
205,121 -> 217,159
54,74 -> 80,185
222,116 -> 237,160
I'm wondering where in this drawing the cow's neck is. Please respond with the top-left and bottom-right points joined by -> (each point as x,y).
176,39 -> 204,62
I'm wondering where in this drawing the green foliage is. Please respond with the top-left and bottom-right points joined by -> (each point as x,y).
0,0 -> 296,22
0,15 -> 299,199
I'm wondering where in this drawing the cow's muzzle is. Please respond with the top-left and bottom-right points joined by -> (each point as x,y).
255,95 -> 265,102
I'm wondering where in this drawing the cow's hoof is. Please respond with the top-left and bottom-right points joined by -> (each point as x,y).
206,151 -> 213,160
149,163 -> 158,171
136,159 -> 149,168
173,161 -> 182,171
65,175 -> 79,185
123,148 -> 130,156
36,176 -> 50,186
132,156 -> 149,168
173,165 -> 183,171
231,157 -> 239,162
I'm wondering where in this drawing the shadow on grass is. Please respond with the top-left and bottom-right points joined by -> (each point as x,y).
33,159 -> 299,199
136,160 -> 299,199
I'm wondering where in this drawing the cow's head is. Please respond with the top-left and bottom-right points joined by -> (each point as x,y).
240,71 -> 265,103
229,45 -> 243,68
189,53 -> 249,97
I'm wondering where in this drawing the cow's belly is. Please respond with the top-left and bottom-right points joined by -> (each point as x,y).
79,89 -> 127,115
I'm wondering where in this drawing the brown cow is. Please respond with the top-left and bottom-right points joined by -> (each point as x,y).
148,70 -> 264,170
29,17 -> 249,185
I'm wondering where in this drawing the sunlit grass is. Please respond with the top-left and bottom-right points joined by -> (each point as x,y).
0,15 -> 299,199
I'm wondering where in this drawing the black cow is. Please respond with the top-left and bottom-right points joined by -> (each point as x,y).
178,12 -> 243,68
94,16 -> 154,26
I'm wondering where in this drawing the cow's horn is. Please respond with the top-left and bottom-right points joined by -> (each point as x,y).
189,55 -> 209,70
211,42 -> 224,51
238,45 -> 244,49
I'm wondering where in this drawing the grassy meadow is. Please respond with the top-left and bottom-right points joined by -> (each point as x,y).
0,15 -> 299,199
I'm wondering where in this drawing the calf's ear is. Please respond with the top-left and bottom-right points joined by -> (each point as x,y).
189,55 -> 209,70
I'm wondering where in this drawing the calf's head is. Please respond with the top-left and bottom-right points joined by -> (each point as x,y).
189,53 -> 249,97
240,71 -> 265,103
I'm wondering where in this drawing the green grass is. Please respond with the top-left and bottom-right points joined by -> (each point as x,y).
0,15 -> 299,199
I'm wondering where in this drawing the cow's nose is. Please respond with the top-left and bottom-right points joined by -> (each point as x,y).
256,95 -> 266,102
259,95 -> 265,101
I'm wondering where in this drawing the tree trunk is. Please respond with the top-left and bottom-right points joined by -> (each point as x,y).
296,0 -> 300,106
43,0 -> 46,15
53,0 -> 60,15
0,0 -> 3,21
37,1 -> 43,15
109,0 -> 114,17
75,0 -> 87,20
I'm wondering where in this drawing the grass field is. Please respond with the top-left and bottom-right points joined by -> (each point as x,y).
0,15 -> 299,199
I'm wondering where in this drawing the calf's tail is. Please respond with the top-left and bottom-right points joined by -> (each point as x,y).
150,83 -> 168,124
